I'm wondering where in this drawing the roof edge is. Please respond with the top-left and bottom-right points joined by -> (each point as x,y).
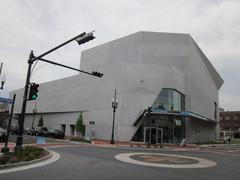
191,37 -> 224,89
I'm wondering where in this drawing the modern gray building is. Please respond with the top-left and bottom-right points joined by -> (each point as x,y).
11,31 -> 224,144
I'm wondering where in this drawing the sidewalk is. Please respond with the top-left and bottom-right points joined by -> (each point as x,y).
0,143 -> 15,152
92,139 -> 200,150
1,139 -> 200,152
200,143 -> 240,148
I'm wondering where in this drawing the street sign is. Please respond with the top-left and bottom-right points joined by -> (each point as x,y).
0,97 -> 13,104
175,119 -> 182,126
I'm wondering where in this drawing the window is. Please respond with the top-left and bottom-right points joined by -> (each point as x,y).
225,116 -> 231,120
152,88 -> 185,112
233,116 -> 239,120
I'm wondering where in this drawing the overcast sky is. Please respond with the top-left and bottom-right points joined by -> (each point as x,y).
0,0 -> 239,111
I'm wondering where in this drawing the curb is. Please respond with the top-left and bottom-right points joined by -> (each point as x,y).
0,149 -> 52,170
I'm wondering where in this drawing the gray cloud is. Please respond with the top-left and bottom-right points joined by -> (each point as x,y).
0,0 -> 240,110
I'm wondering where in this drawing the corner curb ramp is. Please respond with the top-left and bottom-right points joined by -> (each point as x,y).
0,150 -> 60,174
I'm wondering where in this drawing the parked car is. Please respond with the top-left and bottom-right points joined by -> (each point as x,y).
25,127 -> 34,135
35,127 -> 48,136
10,125 -> 19,135
28,127 -> 38,136
47,129 -> 65,139
0,127 -> 7,142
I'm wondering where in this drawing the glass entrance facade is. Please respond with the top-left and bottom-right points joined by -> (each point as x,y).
152,88 -> 185,112
131,88 -> 186,144
144,114 -> 185,143
144,127 -> 163,144
132,114 -> 186,144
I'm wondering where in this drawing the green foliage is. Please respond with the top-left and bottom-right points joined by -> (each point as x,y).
38,116 -> 44,127
0,154 -> 11,164
1,146 -> 9,154
0,146 -> 47,165
76,112 -> 84,137
70,137 -> 91,143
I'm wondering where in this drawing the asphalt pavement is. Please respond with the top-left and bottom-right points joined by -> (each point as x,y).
1,145 -> 240,180
8,134 -> 71,145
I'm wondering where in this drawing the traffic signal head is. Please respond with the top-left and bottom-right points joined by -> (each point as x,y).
75,32 -> 95,45
91,71 -> 103,78
29,83 -> 39,100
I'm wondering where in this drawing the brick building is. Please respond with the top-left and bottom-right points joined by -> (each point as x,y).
219,111 -> 240,138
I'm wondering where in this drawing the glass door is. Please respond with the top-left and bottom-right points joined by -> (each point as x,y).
144,127 -> 159,144
157,128 -> 163,144
150,128 -> 157,144
144,127 -> 150,144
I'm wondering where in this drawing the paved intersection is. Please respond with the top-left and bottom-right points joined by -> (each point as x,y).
1,142 -> 240,180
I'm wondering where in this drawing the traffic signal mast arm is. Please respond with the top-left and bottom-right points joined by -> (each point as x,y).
29,31 -> 102,78
38,57 -> 103,78
16,31 -> 100,149
30,32 -> 93,63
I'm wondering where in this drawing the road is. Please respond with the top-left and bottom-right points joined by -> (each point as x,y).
1,144 -> 240,180
8,134 -> 70,145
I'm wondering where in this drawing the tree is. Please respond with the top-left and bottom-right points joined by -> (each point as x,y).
76,112 -> 84,138
38,115 -> 44,127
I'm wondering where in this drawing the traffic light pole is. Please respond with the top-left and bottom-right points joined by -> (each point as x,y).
38,57 -> 95,76
16,51 -> 34,148
16,32 -> 102,149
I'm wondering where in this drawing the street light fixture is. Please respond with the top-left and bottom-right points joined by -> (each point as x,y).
0,73 -> 6,89
110,89 -> 118,144
75,32 -> 95,45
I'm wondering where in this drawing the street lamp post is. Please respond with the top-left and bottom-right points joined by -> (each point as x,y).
0,62 -> 6,90
0,62 -> 3,77
4,94 -> 16,152
110,89 -> 118,144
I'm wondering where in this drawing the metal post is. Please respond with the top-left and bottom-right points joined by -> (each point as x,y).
4,94 -> 16,149
32,101 -> 37,129
15,51 -> 34,149
0,62 -> 3,77
110,89 -> 117,144
172,118 -> 175,144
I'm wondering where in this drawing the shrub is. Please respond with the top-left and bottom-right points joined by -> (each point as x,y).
1,146 -> 9,154
38,116 -> 44,127
0,155 -> 11,164
0,146 -> 47,165
70,137 -> 91,143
